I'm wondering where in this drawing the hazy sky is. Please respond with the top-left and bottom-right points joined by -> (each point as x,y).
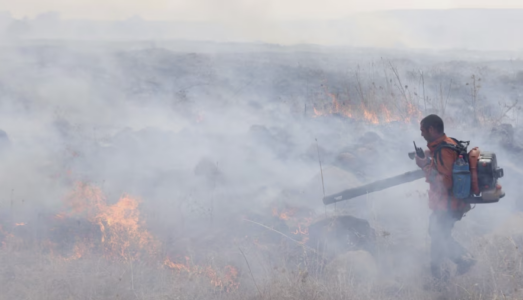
2,0 -> 523,20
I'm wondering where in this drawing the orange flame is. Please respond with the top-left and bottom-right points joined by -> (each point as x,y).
380,104 -> 396,123
272,207 -> 297,221
362,104 -> 379,124
1,182 -> 241,292
62,182 -> 159,261
0,225 -> 18,249
329,93 -> 340,112
313,91 -> 352,118
405,102 -> 422,123
54,213 -> 67,220
164,257 -> 239,292
313,88 -> 422,124
164,257 -> 191,272
15,223 -> 26,227
292,224 -> 309,235
63,243 -> 88,261
51,182 -> 240,291
272,206 -> 313,244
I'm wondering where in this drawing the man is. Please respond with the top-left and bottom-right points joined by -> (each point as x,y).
415,114 -> 476,281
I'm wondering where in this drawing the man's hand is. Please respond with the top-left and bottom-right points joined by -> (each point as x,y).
415,150 -> 431,168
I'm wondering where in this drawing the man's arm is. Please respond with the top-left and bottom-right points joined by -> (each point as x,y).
435,148 -> 457,189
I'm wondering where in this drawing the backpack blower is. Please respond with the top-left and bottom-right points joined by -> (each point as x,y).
431,138 -> 505,204
323,139 -> 505,205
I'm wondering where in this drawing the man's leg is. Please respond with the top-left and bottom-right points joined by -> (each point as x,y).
431,211 -> 476,276
428,212 -> 451,281
446,212 -> 476,275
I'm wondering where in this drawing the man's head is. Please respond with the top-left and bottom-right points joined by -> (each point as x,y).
420,114 -> 444,142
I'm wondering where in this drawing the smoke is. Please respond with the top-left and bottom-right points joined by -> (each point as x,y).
0,32 -> 522,298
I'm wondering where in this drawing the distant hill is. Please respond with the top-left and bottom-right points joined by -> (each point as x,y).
381,9 -> 523,50
0,9 -> 522,51
274,9 -> 523,50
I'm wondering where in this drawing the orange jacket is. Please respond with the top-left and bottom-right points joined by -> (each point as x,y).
422,135 -> 471,212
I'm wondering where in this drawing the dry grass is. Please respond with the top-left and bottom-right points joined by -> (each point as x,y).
1,228 -> 522,300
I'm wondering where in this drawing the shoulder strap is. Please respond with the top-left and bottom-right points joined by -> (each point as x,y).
433,138 -> 470,166
433,143 -> 457,166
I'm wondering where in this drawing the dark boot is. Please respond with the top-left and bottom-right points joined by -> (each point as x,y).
431,263 -> 450,282
455,253 -> 477,275
424,267 -> 449,293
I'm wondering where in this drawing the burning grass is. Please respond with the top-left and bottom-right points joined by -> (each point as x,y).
1,182 -> 523,300
312,84 -> 423,125
1,235 -> 522,300
312,94 -> 423,125
0,182 -> 241,295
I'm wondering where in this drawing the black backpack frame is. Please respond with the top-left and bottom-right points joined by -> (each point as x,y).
433,138 -> 470,167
